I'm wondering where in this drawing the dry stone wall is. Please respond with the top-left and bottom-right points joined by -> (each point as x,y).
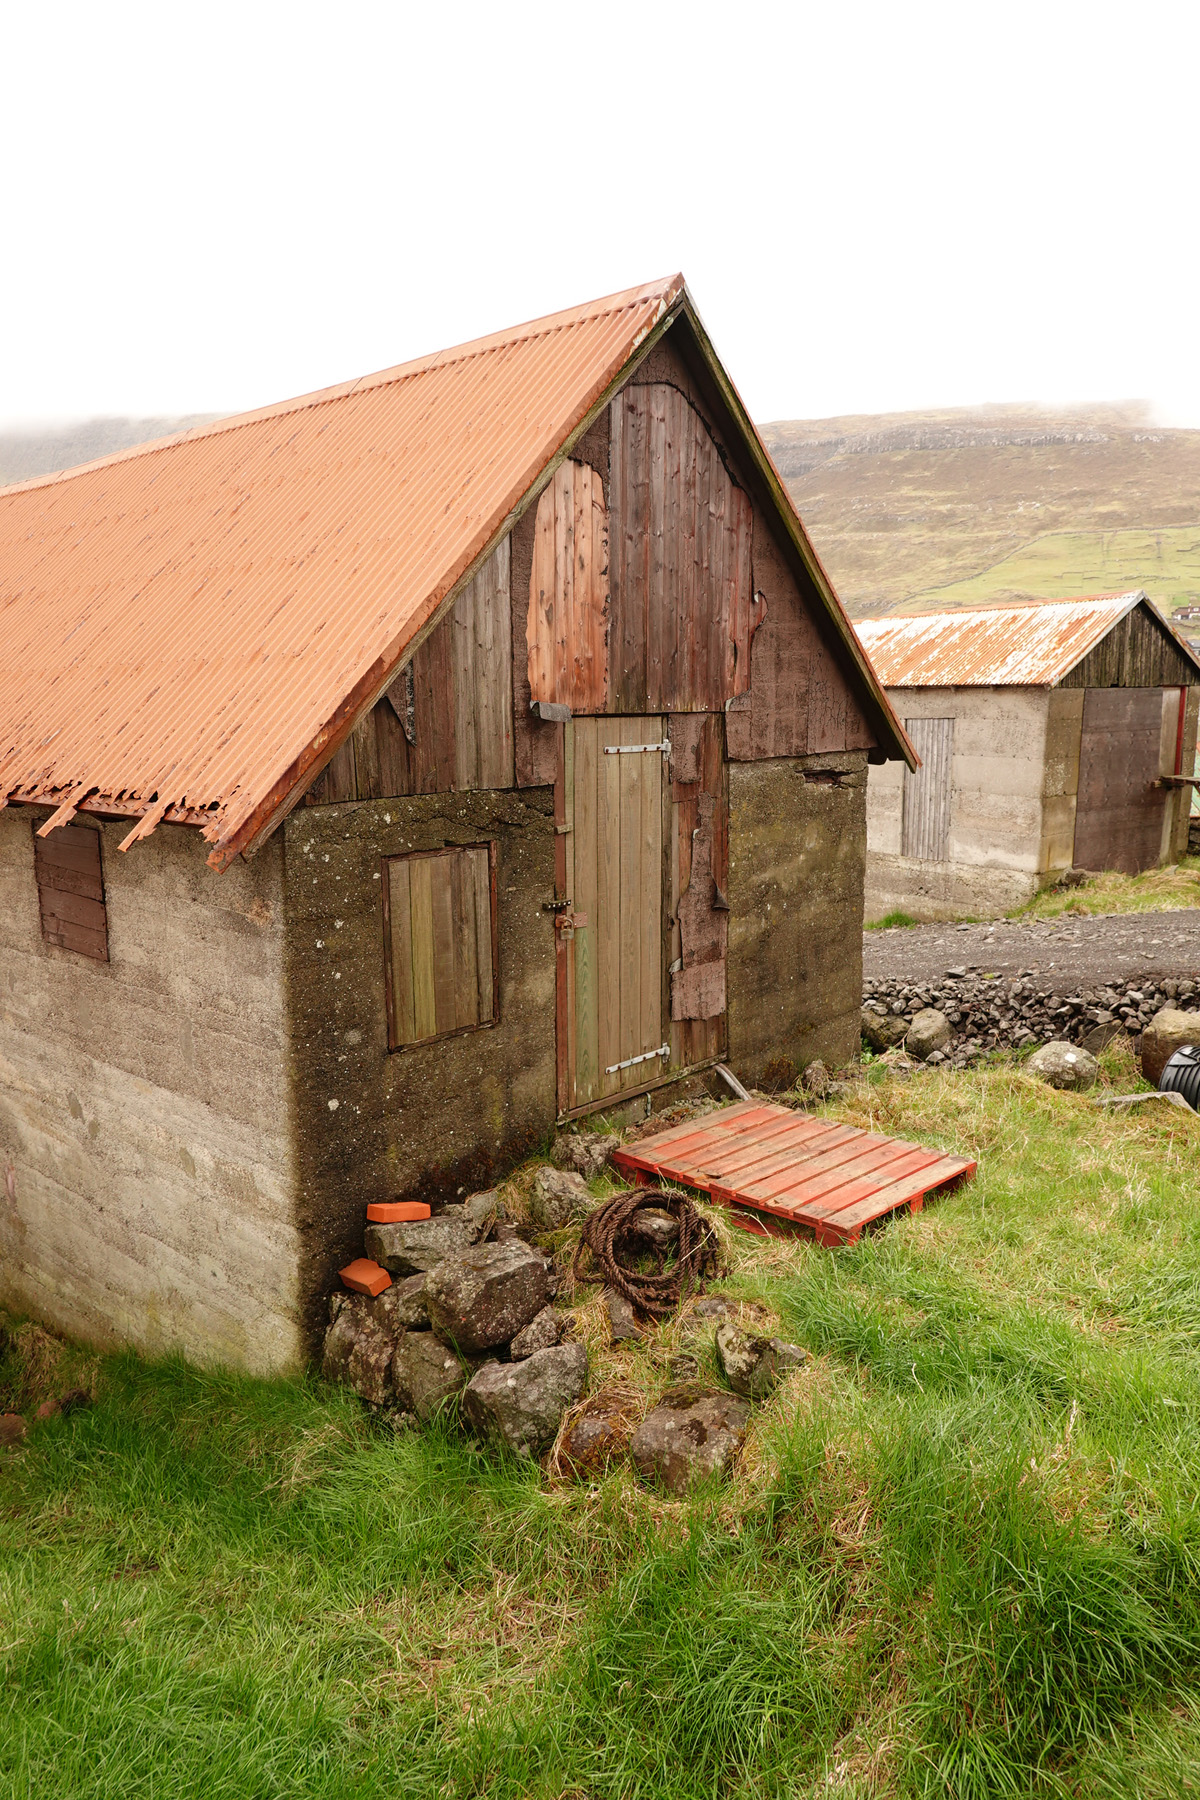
863,967 -> 1199,1066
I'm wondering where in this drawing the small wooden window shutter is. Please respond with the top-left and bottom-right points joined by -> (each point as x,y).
33,821 -> 109,961
383,845 -> 497,1049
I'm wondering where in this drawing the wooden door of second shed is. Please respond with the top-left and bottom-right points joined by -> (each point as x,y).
561,717 -> 669,1112
1073,687 -> 1167,873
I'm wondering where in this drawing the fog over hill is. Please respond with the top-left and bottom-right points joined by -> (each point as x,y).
0,416 -> 224,488
759,402 -> 1200,620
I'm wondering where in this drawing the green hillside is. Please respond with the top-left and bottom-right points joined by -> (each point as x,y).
760,403 -> 1200,624
904,525 -> 1200,614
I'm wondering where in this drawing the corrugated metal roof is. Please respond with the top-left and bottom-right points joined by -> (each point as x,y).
855,593 -> 1174,687
0,275 -> 911,870
0,280 -> 687,867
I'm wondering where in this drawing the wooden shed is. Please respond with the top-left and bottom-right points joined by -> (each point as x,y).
857,593 -> 1200,922
0,276 -> 910,1370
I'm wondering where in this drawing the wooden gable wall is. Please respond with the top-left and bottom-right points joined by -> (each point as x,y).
1058,602 -> 1200,690
306,324 -> 878,809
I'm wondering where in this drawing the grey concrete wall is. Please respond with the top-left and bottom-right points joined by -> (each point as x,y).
727,753 -> 867,1082
865,687 -> 1051,920
284,789 -> 557,1350
0,813 -> 300,1371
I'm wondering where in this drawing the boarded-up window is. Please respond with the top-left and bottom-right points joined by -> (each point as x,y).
33,821 -> 109,961
383,845 -> 497,1050
901,718 -> 954,861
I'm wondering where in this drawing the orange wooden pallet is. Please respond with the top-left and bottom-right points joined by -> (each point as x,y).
611,1100 -> 975,1245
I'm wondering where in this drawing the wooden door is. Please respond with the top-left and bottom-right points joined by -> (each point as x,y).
901,717 -> 954,860
1073,687 -> 1167,873
559,716 -> 669,1113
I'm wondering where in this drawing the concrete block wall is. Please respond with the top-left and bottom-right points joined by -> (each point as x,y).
283,789 -> 557,1351
866,687 -> 1052,921
0,813 -> 301,1372
728,752 -> 867,1080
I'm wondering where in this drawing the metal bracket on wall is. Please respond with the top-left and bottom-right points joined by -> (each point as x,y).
603,742 -> 671,755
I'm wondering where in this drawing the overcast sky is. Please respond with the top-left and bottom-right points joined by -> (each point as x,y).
3,0 -> 1197,429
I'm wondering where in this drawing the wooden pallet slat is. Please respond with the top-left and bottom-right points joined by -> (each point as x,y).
614,1100 -> 975,1244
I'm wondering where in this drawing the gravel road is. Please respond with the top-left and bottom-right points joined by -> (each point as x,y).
863,910 -> 1200,988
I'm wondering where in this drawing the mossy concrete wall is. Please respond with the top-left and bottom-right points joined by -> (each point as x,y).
726,753 -> 867,1082
283,789 -> 556,1350
0,812 -> 300,1372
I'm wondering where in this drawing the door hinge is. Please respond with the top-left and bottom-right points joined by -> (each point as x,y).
605,1042 -> 670,1074
603,741 -> 671,755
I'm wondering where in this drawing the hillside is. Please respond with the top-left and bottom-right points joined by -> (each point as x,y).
760,401 -> 1200,620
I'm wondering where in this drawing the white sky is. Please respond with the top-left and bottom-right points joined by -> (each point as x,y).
3,0 -> 1198,429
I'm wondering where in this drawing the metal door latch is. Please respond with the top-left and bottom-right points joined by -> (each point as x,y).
605,1043 -> 670,1074
554,910 -> 588,937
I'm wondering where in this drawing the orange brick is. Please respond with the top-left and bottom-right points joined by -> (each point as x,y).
366,1200 -> 432,1223
340,1258 -> 392,1297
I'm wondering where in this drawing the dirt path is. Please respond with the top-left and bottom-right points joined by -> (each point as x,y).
863,910 -> 1200,988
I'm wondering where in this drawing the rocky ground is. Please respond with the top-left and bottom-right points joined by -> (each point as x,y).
863,910 -> 1200,1068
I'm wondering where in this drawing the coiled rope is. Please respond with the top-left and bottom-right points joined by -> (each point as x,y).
572,1188 -> 722,1321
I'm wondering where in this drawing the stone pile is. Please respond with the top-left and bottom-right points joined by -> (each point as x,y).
325,1198 -> 587,1457
862,970 -> 1200,1066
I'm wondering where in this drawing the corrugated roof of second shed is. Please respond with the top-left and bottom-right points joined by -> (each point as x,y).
855,593 -> 1174,687
0,279 -> 682,866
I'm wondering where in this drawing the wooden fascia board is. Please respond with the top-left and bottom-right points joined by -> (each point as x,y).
670,294 -> 917,772
207,297 -> 688,872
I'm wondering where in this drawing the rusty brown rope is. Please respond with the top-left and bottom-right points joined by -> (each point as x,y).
572,1188 -> 723,1321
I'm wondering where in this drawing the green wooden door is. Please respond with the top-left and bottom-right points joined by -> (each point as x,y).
562,716 -> 669,1112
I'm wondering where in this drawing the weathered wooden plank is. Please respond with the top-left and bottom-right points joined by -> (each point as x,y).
472,846 -> 495,1021
450,848 -> 479,1030
351,711 -> 383,801
596,718 -> 622,1094
428,854 -> 457,1033
388,858 -> 416,1046
375,691 -> 415,797
617,721 -> 643,1083
639,716 -> 663,1073
408,855 -> 437,1040
901,718 -> 954,860
573,718 -> 600,1103
527,462 -> 609,716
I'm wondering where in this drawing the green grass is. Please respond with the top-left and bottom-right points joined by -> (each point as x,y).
866,910 -> 919,931
1011,858 -> 1200,921
7,1054 -> 1200,1796
903,525 -> 1200,614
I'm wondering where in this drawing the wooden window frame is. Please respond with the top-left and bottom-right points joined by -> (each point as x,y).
33,819 -> 110,962
381,841 -> 500,1053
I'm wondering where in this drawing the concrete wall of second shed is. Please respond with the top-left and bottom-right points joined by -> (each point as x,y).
727,752 -> 868,1082
865,687 -> 1053,920
283,789 -> 557,1352
0,814 -> 301,1372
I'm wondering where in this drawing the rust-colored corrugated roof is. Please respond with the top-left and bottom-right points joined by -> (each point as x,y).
854,593 -> 1199,688
0,280 -> 686,866
0,274 -> 911,870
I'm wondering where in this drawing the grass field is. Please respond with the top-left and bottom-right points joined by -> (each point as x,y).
1014,860 -> 1200,922
6,1047 -> 1200,1797
903,527 -> 1200,616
